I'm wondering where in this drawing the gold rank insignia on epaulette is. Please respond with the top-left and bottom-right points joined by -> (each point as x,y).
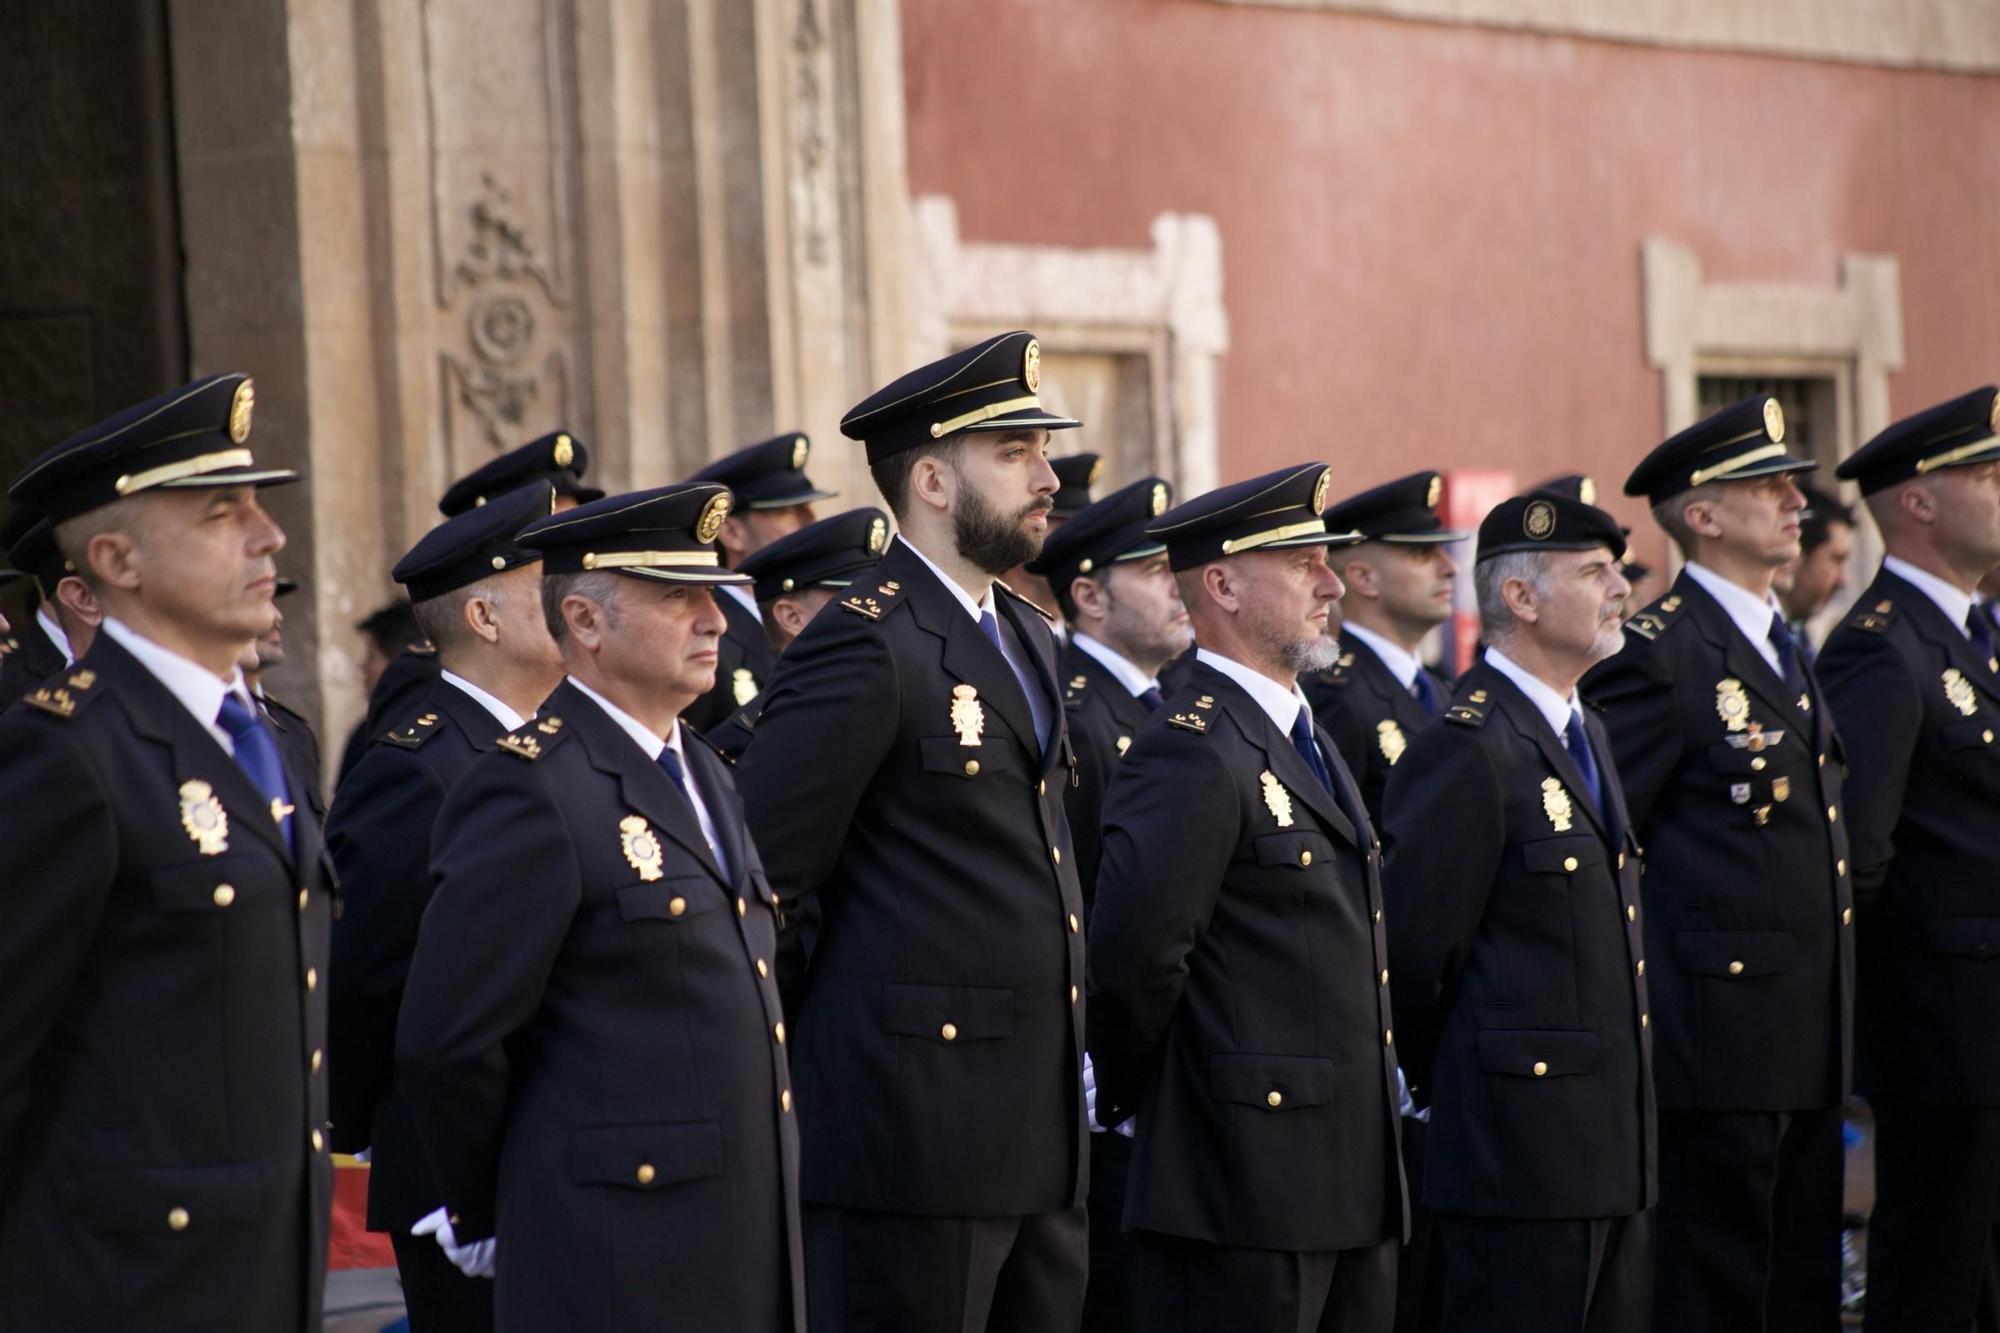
24,667 -> 101,719
1847,598 -> 1895,633
1444,703 -> 1487,727
1064,673 -> 1089,707
1167,692 -> 1217,733
997,581 -> 1056,622
383,710 -> 443,749
497,714 -> 563,760
408,639 -> 438,658
839,588 -> 890,620
1625,592 -> 1685,642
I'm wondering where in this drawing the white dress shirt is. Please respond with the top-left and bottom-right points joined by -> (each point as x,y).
36,606 -> 75,666
1070,632 -> 1160,699
1683,562 -> 1785,674
440,669 -> 527,731
567,675 -> 725,871
1884,555 -> 1976,637
720,581 -> 763,624
100,617 -> 253,755
1340,621 -> 1422,692
1482,646 -> 1582,739
1196,647 -> 1317,740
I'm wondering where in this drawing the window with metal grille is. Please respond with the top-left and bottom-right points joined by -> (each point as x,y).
1696,374 -> 1841,471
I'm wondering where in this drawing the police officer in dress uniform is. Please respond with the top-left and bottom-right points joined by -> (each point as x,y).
684,433 -> 837,734
395,482 -> 804,1332
0,373 -> 333,1329
1582,397 -> 1854,1333
1088,463 -> 1408,1333
1384,492 -> 1655,1333
737,330 -> 1091,1333
1815,387 -> 2000,1333
326,481 -> 564,1332
703,505 -> 890,759
351,431 -> 601,773
1000,451 -> 1104,633
244,579 -> 326,820
0,509 -> 101,708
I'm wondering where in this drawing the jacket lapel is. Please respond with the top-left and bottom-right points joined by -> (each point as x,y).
559,682 -> 726,886
891,543 -> 1042,761
684,739 -> 748,891
995,589 -> 1064,772
1483,666 -> 1613,845
1886,569 -> 2000,708
1200,664 -> 1359,849
1345,634 -> 1434,733
1678,575 -> 1805,723
1067,646 -> 1152,734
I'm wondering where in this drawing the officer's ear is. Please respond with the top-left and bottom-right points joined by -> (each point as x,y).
1199,560 -> 1242,614
54,574 -> 102,627
1898,478 -> 1940,526
1339,554 -> 1380,600
463,592 -> 503,646
1068,573 -> 1111,623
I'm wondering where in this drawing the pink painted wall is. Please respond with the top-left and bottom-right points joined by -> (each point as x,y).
900,0 -> 2000,563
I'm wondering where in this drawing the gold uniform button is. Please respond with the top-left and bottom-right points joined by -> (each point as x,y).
1052,846 -> 1062,866
1820,753 -> 1828,767
167,1207 -> 190,1232
1299,850 -> 1313,867
1842,907 -> 1854,925
305,968 -> 318,992
1641,1013 -> 1649,1027
780,1090 -> 793,1113
1068,913 -> 1080,934
737,897 -> 747,918
964,760 -> 980,777
1038,779 -> 1046,797
1751,757 -> 1767,772
1617,852 -> 1626,869
756,958 -> 770,978
1071,985 -> 1080,1004
774,1022 -> 786,1044
298,888 -> 308,911
668,897 -> 687,917
1532,1061 -> 1548,1077
1636,960 -> 1645,977
1727,960 -> 1745,976
311,1049 -> 323,1073
1985,730 -> 1995,745
1380,969 -> 1390,986
1266,1090 -> 1283,1108
1373,909 -> 1383,924
1837,859 -> 1848,876
636,1163 -> 656,1185
212,884 -> 235,907
940,1023 -> 958,1042
311,1129 -> 324,1152
1562,856 -> 1578,872
1626,904 -> 1637,922
1828,806 -> 1839,823
1384,1029 -> 1394,1047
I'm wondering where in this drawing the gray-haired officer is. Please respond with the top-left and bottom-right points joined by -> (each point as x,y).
1089,463 -> 1407,1333
395,482 -> 803,1331
1816,387 -> 2000,1333
738,331 -> 1090,1332
1384,492 -> 1653,1333
684,433 -> 837,733
0,374 -> 332,1328
1583,397 -> 1853,1333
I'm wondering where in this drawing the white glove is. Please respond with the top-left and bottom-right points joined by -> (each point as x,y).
412,1205 -> 496,1279
1396,1065 -> 1430,1123
1082,1054 -> 1136,1139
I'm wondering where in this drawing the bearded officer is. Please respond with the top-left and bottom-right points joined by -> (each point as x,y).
0,373 -> 332,1328
1384,492 -> 1653,1333
395,481 -> 803,1331
738,331 -> 1090,1332
1815,387 -> 2000,1333
1582,397 -> 1853,1333
326,481 -> 564,1332
1089,463 -> 1407,1333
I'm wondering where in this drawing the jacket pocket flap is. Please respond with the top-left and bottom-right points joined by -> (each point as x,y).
1706,743 -> 1781,776
617,878 -> 715,923
1475,1028 -> 1603,1078
880,983 -> 1015,1042
919,735 -> 1016,777
1208,1052 -> 1337,1108
1520,837 -> 1606,875
75,1163 -> 265,1232
1941,720 -> 1998,752
571,1120 -> 723,1189
151,858 -> 271,914
1675,929 -> 1796,977
1922,916 -> 2000,958
1252,830 -> 1335,869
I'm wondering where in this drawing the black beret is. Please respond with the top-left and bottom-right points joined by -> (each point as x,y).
1477,493 -> 1627,562
519,482 -> 751,586
1624,397 -> 1814,504
1529,473 -> 1602,507
439,430 -> 603,517
1148,463 -> 1355,572
10,373 -> 298,523
1321,470 -> 1468,543
690,432 -> 837,513
2,510 -> 68,593
394,480 -> 554,603
1050,453 -> 1105,518
1026,476 -> 1172,591
737,506 -> 890,602
840,331 -> 1080,465
1836,387 -> 2000,496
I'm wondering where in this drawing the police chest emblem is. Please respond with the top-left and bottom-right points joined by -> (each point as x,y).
951,683 -> 985,746
731,667 -> 758,706
1376,719 -> 1407,765
1541,777 -> 1574,832
620,815 -> 665,882
179,779 -> 230,855
1944,668 -> 1978,717
1116,735 -> 1132,756
1715,677 -> 1751,732
1259,770 -> 1295,828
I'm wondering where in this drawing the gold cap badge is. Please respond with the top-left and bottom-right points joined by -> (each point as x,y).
696,491 -> 730,543
1524,499 -> 1556,539
1311,467 -> 1332,515
553,433 -> 574,468
791,436 -> 809,470
1023,339 -> 1041,392
1426,474 -> 1442,509
867,516 -> 887,554
1088,456 -> 1106,486
1763,397 -> 1786,442
228,378 -> 256,444
1151,482 -> 1169,517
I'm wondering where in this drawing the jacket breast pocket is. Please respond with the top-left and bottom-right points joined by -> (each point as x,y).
919,735 -> 1017,780
1675,929 -> 1796,978
1520,836 -> 1606,878
1941,719 -> 2000,755
1209,1052 -> 1337,1110
1252,830 -> 1335,871
570,1120 -> 723,1190
1475,1028 -> 1602,1079
151,857 -> 279,914
616,877 -> 719,924
75,1162 -> 265,1233
880,983 -> 1015,1044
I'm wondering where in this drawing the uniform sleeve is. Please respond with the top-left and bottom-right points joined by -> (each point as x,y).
1086,728 -> 1239,1125
0,716 -> 117,1184
1815,629 -> 1923,901
393,754 -> 581,1241
1581,633 -> 1683,833
1380,723 -> 1506,1107
325,746 -> 449,1153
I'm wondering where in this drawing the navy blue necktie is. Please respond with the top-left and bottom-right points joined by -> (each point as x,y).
1289,708 -> 1335,796
1768,612 -> 1809,699
1969,605 -> 1997,669
657,746 -> 689,795
980,609 -> 1051,749
1411,670 -> 1442,718
217,693 -> 294,855
1137,686 -> 1165,714
1562,709 -> 1605,825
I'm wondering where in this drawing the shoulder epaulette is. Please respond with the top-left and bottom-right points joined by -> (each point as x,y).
497,713 -> 569,761
23,666 -> 104,720
382,709 -> 444,750
1064,672 -> 1090,707
1623,591 -> 1686,643
1444,702 -> 1487,727
996,581 -> 1056,623
683,722 -> 735,765
407,640 -> 438,658
1166,691 -> 1217,734
1845,597 -> 1896,634
838,576 -> 903,621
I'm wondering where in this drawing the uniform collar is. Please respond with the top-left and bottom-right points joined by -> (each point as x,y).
566,673 -> 685,765
1340,620 -> 1420,690
1883,554 -> 1975,636
36,605 -> 74,665
895,533 -> 994,623
441,668 -> 527,731
99,616 -> 251,737
1070,632 -> 1159,697
719,580 -> 763,623
1482,645 -> 1579,738
1195,646 -> 1310,734
1683,561 -> 1783,648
